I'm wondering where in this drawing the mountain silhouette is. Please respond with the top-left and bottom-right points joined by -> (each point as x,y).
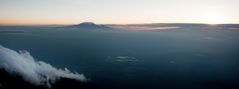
68,22 -> 113,30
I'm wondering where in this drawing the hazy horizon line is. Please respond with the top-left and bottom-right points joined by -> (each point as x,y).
1,22 -> 239,27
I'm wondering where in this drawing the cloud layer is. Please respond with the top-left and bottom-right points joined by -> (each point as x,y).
0,45 -> 87,87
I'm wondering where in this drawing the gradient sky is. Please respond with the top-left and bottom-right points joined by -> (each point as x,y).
0,0 -> 239,25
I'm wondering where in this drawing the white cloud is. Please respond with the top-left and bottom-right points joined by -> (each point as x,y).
0,45 -> 87,87
115,56 -> 138,62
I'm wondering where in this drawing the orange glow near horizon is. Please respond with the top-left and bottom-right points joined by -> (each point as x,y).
0,19 -> 238,26
0,0 -> 239,26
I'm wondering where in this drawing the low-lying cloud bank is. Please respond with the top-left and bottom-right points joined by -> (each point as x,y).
0,45 -> 87,87
111,25 -> 179,31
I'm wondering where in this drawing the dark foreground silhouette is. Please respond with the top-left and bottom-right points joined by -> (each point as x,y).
1,68 -> 239,89
0,69 -> 98,89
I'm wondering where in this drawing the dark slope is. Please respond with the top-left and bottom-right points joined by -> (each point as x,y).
0,69 -> 98,89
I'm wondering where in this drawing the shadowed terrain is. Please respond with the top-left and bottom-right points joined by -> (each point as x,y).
0,69 -> 98,89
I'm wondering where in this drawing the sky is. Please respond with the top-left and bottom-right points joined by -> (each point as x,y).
0,0 -> 239,25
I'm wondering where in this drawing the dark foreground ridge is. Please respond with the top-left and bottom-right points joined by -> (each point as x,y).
0,69 -> 98,89
1,67 -> 239,89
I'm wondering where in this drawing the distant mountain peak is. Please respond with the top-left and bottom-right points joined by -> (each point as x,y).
71,22 -> 100,27
68,22 -> 114,30
77,22 -> 97,26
